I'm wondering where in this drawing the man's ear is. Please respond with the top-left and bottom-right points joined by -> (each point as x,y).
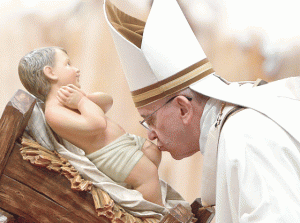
175,96 -> 193,125
43,66 -> 57,81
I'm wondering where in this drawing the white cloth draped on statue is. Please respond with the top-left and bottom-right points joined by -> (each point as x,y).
23,98 -> 191,220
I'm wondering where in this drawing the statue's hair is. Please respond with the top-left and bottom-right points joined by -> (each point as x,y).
18,46 -> 67,102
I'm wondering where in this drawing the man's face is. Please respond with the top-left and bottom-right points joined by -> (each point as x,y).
138,96 -> 201,160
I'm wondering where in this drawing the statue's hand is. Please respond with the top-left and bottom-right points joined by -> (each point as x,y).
67,84 -> 87,96
57,85 -> 85,110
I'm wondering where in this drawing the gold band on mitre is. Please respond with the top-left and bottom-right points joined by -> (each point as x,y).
131,58 -> 214,107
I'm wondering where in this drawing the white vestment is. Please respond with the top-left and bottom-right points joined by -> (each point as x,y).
198,76 -> 300,222
216,108 -> 300,222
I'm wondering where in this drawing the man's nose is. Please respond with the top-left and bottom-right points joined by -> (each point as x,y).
147,129 -> 157,141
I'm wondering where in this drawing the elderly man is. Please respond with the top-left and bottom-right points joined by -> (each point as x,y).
104,0 -> 300,222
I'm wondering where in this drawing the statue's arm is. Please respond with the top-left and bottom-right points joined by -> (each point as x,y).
86,92 -> 113,114
45,86 -> 107,141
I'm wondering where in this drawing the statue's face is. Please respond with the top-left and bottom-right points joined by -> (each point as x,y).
52,49 -> 81,88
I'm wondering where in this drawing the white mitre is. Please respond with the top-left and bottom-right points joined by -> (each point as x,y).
104,0 -> 300,144
104,0 -> 214,108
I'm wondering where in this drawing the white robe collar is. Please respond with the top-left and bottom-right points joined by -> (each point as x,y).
199,98 -> 222,155
200,101 -> 239,206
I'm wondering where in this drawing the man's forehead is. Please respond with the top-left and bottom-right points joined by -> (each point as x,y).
137,100 -> 164,117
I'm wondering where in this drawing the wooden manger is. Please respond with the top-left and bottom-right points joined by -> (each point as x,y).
0,89 -> 215,223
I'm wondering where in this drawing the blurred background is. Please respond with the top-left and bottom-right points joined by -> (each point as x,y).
0,0 -> 300,208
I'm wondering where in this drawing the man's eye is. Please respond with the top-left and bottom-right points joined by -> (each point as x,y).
146,118 -> 154,127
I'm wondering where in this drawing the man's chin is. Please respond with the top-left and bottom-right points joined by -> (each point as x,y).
170,150 -> 199,160
162,146 -> 185,160
170,152 -> 185,160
